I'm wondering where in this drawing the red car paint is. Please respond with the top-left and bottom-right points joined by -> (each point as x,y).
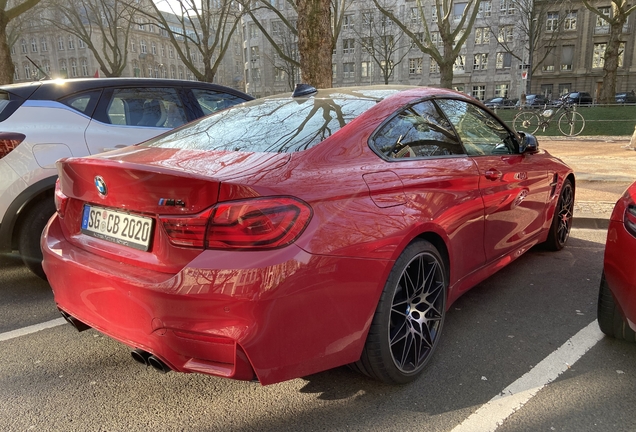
42,86 -> 574,385
603,182 -> 636,328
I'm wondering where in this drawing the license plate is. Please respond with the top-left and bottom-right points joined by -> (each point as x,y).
81,205 -> 153,251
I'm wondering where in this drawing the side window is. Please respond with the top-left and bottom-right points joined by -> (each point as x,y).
436,99 -> 516,156
372,100 -> 464,159
102,87 -> 187,128
59,90 -> 102,117
192,89 -> 246,116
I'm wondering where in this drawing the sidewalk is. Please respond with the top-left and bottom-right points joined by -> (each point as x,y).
540,136 -> 636,229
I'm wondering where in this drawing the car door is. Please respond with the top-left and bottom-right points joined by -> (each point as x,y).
84,86 -> 189,154
436,99 -> 550,262
368,100 -> 486,280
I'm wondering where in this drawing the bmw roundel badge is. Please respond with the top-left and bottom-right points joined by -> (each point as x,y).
94,176 -> 107,196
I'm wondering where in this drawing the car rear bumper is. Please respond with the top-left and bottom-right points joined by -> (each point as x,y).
42,214 -> 390,385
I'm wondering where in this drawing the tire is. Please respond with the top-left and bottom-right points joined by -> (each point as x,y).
18,198 -> 56,280
513,112 -> 540,134
354,239 -> 447,384
543,179 -> 574,251
597,271 -> 636,342
557,111 -> 585,136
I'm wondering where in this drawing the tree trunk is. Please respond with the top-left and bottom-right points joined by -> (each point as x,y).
0,15 -> 14,84
297,0 -> 332,88
600,19 -> 625,104
439,61 -> 454,89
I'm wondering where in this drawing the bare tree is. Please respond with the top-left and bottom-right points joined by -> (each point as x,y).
43,0 -> 135,77
484,0 -> 570,94
354,8 -> 410,84
265,21 -> 300,91
374,0 -> 482,89
0,0 -> 42,84
136,0 -> 242,83
581,0 -> 636,104
243,0 -> 350,88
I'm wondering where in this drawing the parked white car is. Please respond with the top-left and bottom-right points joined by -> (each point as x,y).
0,78 -> 252,278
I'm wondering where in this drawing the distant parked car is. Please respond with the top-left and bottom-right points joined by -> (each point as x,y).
561,91 -> 593,105
516,94 -> 550,107
0,78 -> 252,278
484,97 -> 515,109
598,181 -> 636,342
615,91 -> 636,104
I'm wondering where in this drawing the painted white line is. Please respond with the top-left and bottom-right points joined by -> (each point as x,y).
0,318 -> 67,342
452,321 -> 604,432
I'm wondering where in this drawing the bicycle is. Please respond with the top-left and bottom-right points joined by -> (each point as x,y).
512,101 -> 586,137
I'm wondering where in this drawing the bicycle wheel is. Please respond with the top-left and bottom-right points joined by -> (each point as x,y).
513,112 -> 540,134
558,111 -> 585,136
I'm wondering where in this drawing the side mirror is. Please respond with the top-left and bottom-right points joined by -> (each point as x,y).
518,132 -> 538,153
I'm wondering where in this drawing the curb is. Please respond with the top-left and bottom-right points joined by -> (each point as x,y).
572,217 -> 610,230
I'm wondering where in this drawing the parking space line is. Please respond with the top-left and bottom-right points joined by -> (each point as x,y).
0,318 -> 67,342
452,321 -> 604,432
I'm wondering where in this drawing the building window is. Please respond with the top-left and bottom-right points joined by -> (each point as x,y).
21,39 -> 27,53
274,68 -> 285,82
343,39 -> 355,55
495,84 -> 509,97
250,46 -> 260,61
410,7 -> 419,24
500,0 -> 515,15
472,85 -> 486,101
453,2 -> 467,21
361,61 -> 373,78
541,84 -> 554,100
151,42 -> 156,55
559,83 -> 571,96
498,26 -> 513,43
131,40 -> 136,52
362,10 -> 374,26
431,31 -> 442,47
478,1 -> 491,18
24,63 -> 31,79
429,58 -> 440,73
31,38 -> 37,52
58,37 -> 64,51
71,59 -> 78,77
409,57 -> 423,74
564,11 -> 577,31
81,59 -> 88,76
431,6 -> 437,22
593,43 -> 606,68
496,52 -> 511,69
249,23 -> 258,38
169,46 -> 174,58
140,40 -> 147,54
475,28 -> 490,45
68,36 -> 75,50
138,23 -> 145,31
546,13 -> 559,32
561,45 -> 574,70
454,55 -> 466,72
595,7 -> 610,34
78,39 -> 85,49
473,53 -> 488,70
543,46 -> 556,71
343,62 -> 355,79
14,64 -> 19,80
619,42 -> 626,67
332,63 -> 337,77
343,14 -> 354,29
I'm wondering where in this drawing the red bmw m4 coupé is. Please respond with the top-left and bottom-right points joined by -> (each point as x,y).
42,85 -> 574,385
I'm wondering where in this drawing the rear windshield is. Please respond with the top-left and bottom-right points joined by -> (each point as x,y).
143,96 -> 379,153
0,91 -> 25,123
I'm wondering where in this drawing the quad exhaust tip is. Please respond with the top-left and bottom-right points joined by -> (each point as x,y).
59,310 -> 91,332
131,349 -> 171,373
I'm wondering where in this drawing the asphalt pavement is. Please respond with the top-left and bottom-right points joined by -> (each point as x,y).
540,135 -> 636,229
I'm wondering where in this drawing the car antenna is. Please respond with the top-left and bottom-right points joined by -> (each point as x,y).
26,56 -> 52,81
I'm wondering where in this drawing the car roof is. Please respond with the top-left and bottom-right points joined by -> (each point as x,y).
0,78 -> 252,101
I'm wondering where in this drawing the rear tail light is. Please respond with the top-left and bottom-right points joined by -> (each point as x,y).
161,197 -> 312,250
54,179 -> 69,218
625,204 -> 636,238
0,132 -> 25,159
